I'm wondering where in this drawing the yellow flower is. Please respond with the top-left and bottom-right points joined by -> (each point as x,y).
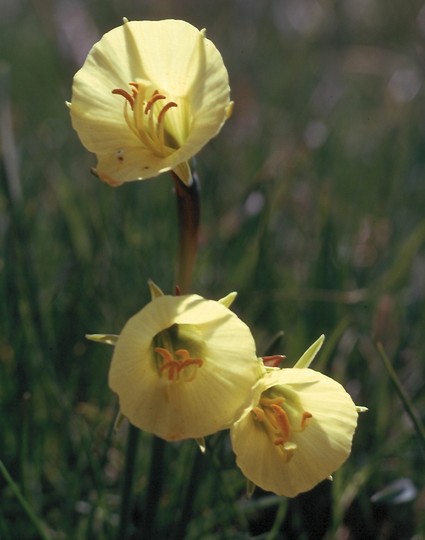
230,340 -> 360,497
68,19 -> 232,187
106,283 -> 262,441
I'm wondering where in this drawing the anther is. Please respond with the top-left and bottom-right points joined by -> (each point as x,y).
155,347 -> 202,382
112,83 -> 179,155
301,412 -> 312,430
158,101 -> 178,124
112,88 -> 135,109
252,406 -> 266,422
145,91 -> 166,114
270,404 -> 291,441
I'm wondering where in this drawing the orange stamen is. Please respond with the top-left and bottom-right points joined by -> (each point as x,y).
158,101 -> 178,124
254,396 -> 313,459
301,411 -> 312,429
112,83 -> 179,155
112,88 -> 135,109
145,91 -> 166,114
155,347 -> 202,382
252,406 -> 265,421
270,403 -> 291,441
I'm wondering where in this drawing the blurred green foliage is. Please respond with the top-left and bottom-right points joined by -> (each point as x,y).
1,0 -> 425,538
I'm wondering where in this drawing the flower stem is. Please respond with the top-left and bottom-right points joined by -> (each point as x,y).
141,436 -> 167,539
171,171 -> 200,293
117,424 -> 140,540
172,444 -> 204,540
133,171 -> 201,538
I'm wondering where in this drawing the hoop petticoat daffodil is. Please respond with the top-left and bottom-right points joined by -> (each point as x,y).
230,337 -> 361,497
68,19 -> 233,187
93,282 -> 263,441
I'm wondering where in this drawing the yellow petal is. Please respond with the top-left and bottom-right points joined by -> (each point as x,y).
231,368 -> 359,497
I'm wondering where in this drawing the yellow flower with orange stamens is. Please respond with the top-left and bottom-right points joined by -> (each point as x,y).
68,19 -> 232,187
230,337 -> 361,497
91,282 -> 263,441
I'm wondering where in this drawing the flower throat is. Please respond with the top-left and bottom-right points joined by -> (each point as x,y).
112,82 -> 179,156
252,390 -> 312,463
153,323 -> 204,382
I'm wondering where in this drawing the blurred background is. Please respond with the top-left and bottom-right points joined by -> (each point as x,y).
1,0 -> 425,538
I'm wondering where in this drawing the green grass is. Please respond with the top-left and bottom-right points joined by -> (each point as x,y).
1,0 -> 425,538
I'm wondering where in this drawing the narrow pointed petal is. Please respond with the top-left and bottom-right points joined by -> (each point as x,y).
246,479 -> 256,498
148,279 -> 165,299
172,161 -> 192,186
114,412 -> 126,430
293,334 -> 325,369
218,291 -> 237,308
357,406 -> 368,413
86,334 -> 119,346
195,438 -> 206,453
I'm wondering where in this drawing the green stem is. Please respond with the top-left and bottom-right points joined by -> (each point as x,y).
0,460 -> 51,540
117,424 -> 140,540
171,171 -> 200,294
377,342 -> 425,458
141,436 -> 167,539
172,444 -> 204,540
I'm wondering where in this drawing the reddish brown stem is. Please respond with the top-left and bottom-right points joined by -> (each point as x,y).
171,171 -> 200,293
